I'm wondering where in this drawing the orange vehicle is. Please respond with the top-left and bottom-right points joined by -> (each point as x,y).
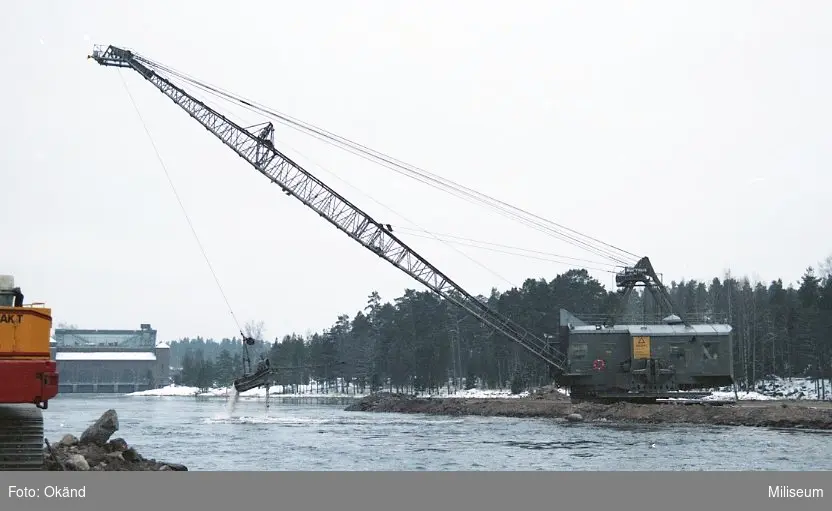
0,274 -> 59,470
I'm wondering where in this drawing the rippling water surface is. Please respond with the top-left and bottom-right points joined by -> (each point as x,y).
42,395 -> 832,471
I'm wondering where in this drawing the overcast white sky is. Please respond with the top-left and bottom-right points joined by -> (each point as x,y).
2,1 -> 829,342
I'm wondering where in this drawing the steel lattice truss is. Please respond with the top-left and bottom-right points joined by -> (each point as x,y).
90,45 -> 566,372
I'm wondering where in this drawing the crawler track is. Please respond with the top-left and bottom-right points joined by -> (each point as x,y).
0,404 -> 44,471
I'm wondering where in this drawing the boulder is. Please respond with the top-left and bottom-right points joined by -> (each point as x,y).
59,434 -> 79,446
77,443 -> 109,467
566,413 -> 584,422
43,409 -> 188,471
159,462 -> 188,471
66,454 -> 90,471
122,448 -> 141,462
80,409 -> 119,446
108,438 -> 129,452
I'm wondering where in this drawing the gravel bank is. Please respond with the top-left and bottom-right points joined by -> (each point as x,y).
345,391 -> 832,429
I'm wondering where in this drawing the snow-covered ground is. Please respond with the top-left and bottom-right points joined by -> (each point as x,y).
125,380 -> 531,400
124,376 -> 831,401
658,377 -> 832,402
703,376 -> 832,401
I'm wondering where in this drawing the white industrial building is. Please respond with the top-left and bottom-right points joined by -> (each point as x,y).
52,324 -> 171,394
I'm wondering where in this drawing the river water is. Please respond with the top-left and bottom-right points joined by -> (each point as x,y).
42,394 -> 832,471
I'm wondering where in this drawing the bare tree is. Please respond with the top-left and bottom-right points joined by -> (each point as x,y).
243,320 -> 266,341
820,255 -> 832,280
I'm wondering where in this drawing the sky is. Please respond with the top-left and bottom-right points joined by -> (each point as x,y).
2,1 -> 830,342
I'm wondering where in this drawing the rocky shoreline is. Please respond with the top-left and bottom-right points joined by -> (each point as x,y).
345,391 -> 832,429
43,409 -> 188,471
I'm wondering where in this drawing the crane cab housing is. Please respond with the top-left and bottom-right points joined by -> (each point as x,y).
558,308 -> 734,402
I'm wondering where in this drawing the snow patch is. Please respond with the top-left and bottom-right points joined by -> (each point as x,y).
57,351 -> 156,361
124,380 -> 530,400
705,377 -> 832,402
701,391 -> 775,401
421,388 -> 530,399
124,376 -> 831,401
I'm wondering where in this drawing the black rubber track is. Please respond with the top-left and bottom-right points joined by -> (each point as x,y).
0,404 -> 44,470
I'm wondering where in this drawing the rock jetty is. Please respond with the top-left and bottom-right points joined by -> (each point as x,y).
42,409 -> 188,471
345,392 -> 832,429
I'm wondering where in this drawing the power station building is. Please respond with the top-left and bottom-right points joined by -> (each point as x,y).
51,323 -> 171,394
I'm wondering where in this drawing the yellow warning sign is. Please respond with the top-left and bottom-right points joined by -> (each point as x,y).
633,336 -> 651,359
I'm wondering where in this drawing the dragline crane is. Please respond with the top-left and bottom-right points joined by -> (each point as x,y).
88,45 -> 566,372
88,45 -> 734,403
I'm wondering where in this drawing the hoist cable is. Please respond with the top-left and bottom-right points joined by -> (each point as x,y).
133,55 -> 640,267
118,70 -> 246,338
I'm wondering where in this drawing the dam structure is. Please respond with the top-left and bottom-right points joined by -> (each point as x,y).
52,323 -> 170,394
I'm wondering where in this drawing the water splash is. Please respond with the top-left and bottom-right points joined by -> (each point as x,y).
223,387 -> 240,418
